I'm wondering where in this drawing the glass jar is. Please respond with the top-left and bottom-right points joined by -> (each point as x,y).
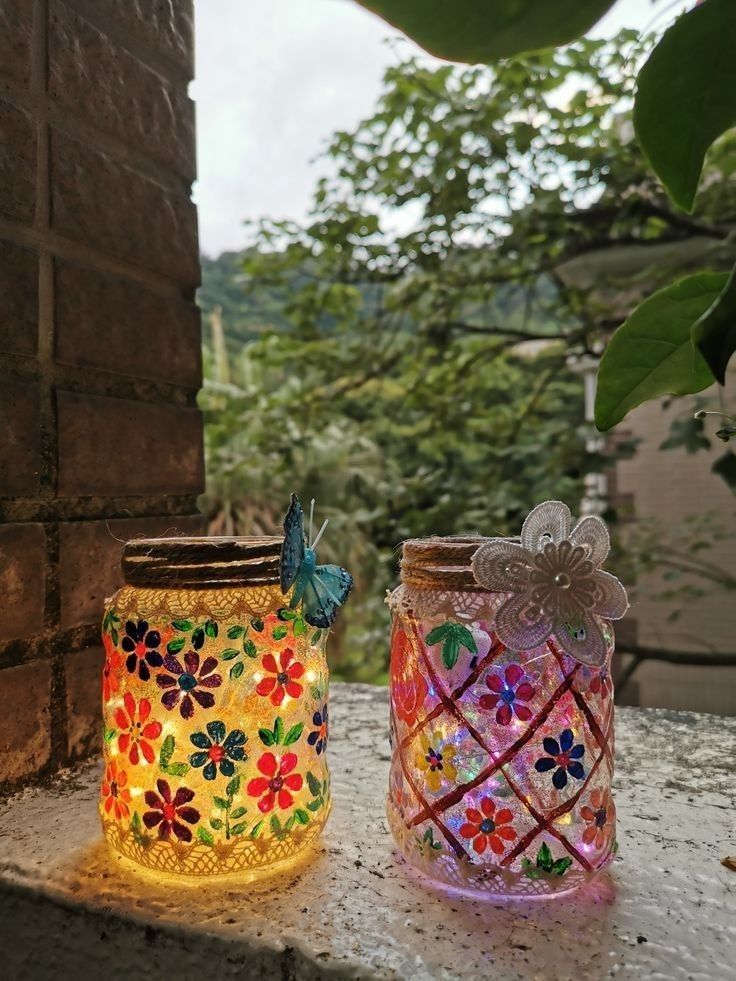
386,535 -> 616,899
100,537 -> 331,878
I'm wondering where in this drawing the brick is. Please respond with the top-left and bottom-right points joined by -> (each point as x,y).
59,514 -> 204,629
0,0 -> 33,86
57,390 -> 204,497
0,239 -> 37,357
0,381 -> 40,496
91,0 -> 194,77
55,260 -> 201,387
50,129 -> 199,286
0,524 -> 46,641
49,4 -> 195,178
0,659 -> 51,783
65,645 -> 104,760
0,98 -> 35,223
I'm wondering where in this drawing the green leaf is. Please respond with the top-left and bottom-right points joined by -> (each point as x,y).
353,0 -> 615,64
191,626 -> 205,650
278,607 -> 296,620
306,799 -> 322,812
284,722 -> 304,746
226,775 -> 241,798
294,808 -> 309,826
230,806 -> 247,819
159,733 -> 175,767
197,826 -> 215,846
441,634 -> 460,670
452,623 -> 477,655
551,857 -> 573,876
284,815 -> 296,832
220,648 -> 240,660
204,619 -> 219,638
131,811 -> 142,832
213,796 -> 230,811
270,815 -> 283,837
274,717 -> 284,745
692,264 -> 736,385
209,817 -> 224,830
536,843 -> 554,872
272,625 -> 288,640
230,661 -> 244,680
425,622 -> 451,646
427,621 -> 476,669
293,618 -> 307,637
250,617 -> 264,632
634,0 -> 736,211
244,639 -> 258,658
227,624 -> 245,639
110,627 -> 118,645
310,629 -> 322,646
250,820 -> 264,839
258,726 -> 276,746
167,636 -> 186,654
172,619 -> 193,632
306,771 -> 322,797
230,822 -> 248,836
162,762 -> 189,777
103,727 -> 116,744
595,273 -> 724,431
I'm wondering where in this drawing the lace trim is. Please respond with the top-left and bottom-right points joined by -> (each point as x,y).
110,584 -> 287,621
386,584 -> 507,622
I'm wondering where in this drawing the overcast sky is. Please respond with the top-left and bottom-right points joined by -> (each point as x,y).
192,0 -> 664,258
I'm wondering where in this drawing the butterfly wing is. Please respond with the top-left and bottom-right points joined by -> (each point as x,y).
280,494 -> 306,593
301,564 -> 353,629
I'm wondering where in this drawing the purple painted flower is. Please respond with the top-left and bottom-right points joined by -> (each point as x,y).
121,619 -> 163,681
307,704 -> 328,755
156,649 -> 221,719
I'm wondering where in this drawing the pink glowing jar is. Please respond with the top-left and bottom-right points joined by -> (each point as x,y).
386,502 -> 627,899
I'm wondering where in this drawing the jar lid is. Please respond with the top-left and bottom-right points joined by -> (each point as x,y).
121,536 -> 283,590
401,536 -> 487,591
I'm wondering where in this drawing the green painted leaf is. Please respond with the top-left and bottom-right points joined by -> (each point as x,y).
274,717 -> 284,745
310,629 -> 322,646
230,806 -> 247,819
191,626 -> 205,650
230,822 -> 248,836
250,617 -> 264,632
110,627 -> 118,645
272,625 -> 288,640
103,727 -> 116,744
204,619 -> 218,638
293,618 -> 307,636
427,621 -> 477,669
244,639 -> 258,658
453,623 -> 477,655
441,635 -> 461,669
230,661 -> 244,680
167,636 -> 186,654
197,826 -> 215,846
220,648 -> 240,660
634,0 -> 736,211
270,815 -> 283,837
536,842 -> 554,871
353,0 -> 615,64
162,762 -> 189,777
306,799 -> 322,812
250,820 -> 264,839
258,727 -> 276,746
159,733 -> 175,767
284,814 -> 296,832
278,607 -> 296,620
595,273 -> 724,431
213,795 -> 230,810
306,771 -> 322,797
284,722 -> 304,746
692,264 -> 736,385
172,619 -> 193,632
294,808 -> 309,826
226,775 -> 241,798
551,857 -> 573,875
227,624 -> 245,639
209,817 -> 224,830
425,622 -> 451,646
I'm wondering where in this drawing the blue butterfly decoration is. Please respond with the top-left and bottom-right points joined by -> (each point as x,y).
280,494 -> 353,629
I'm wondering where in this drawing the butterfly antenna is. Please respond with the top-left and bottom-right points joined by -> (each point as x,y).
311,517 -> 329,551
308,498 -> 315,546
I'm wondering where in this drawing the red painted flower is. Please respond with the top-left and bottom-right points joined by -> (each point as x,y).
390,627 -> 428,727
459,797 -> 516,856
101,760 -> 131,820
479,663 -> 535,726
102,633 -> 122,704
255,648 -> 305,706
114,692 -> 162,765
143,779 -> 200,841
588,666 -> 612,700
247,751 -> 303,813
581,788 -> 613,850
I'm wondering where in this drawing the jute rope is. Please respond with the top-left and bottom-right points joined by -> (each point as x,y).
400,536 -> 489,592
122,536 -> 283,589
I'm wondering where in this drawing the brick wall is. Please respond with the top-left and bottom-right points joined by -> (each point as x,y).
0,0 -> 203,789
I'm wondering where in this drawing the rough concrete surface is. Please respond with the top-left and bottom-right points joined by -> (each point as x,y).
0,684 -> 734,980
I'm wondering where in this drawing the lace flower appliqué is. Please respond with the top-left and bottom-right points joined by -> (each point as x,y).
471,501 -> 628,667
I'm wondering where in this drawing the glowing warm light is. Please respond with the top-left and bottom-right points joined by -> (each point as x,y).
100,581 -> 331,877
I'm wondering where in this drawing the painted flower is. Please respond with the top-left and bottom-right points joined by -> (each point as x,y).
189,720 -> 247,780
121,619 -> 163,681
471,501 -> 628,666
247,751 -> 303,813
101,760 -> 131,820
415,731 -> 457,792
459,797 -> 516,856
535,728 -> 585,790
391,627 -> 428,727
307,704 -> 328,755
114,692 -> 162,765
581,788 -> 613,850
588,666 -> 612,700
102,633 -> 122,703
156,650 -> 221,719
255,648 -> 305,706
143,778 -> 200,841
479,663 -> 535,726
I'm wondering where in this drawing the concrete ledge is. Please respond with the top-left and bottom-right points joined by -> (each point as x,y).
1,684 -> 735,979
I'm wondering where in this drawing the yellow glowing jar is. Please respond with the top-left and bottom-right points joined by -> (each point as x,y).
100,537 -> 331,878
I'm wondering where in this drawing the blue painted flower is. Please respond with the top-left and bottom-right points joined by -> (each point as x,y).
534,728 -> 585,790
189,720 -> 247,780
307,704 -> 328,755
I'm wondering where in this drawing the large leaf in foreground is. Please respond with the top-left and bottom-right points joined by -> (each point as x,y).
595,273 -> 725,431
692,264 -> 736,385
634,0 -> 736,211
353,0 -> 615,64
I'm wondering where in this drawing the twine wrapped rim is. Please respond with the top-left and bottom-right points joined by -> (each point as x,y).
122,536 -> 283,590
401,536 -> 517,592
